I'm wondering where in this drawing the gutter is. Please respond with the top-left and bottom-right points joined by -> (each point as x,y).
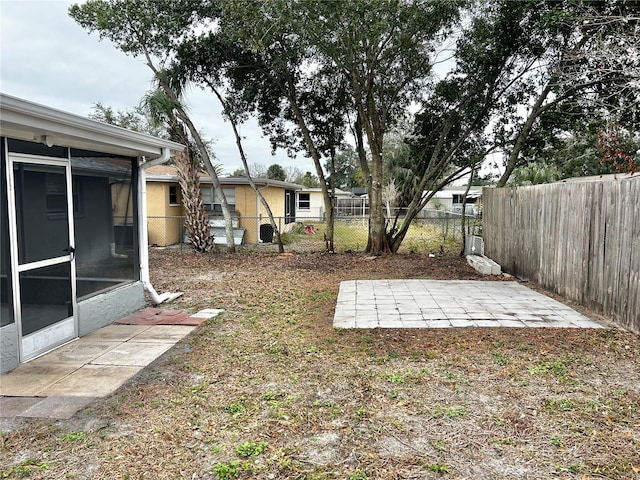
138,147 -> 183,304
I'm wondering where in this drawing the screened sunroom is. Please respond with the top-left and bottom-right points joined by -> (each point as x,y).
1,94 -> 183,373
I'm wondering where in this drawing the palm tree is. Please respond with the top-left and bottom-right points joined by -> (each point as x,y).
141,89 -> 216,253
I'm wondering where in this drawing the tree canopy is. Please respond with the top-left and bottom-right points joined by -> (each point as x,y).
71,0 -> 640,254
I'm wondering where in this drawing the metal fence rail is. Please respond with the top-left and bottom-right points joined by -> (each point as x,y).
147,212 -> 477,254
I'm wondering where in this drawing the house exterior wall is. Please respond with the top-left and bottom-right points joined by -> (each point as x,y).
0,324 -> 19,373
296,191 -> 325,220
146,178 -> 294,245
146,182 -> 182,246
233,184 -> 285,243
425,197 -> 453,212
77,282 -> 145,336
112,182 -> 134,225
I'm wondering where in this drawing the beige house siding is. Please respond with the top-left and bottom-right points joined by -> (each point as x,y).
144,167 -> 298,245
233,184 -> 285,243
147,181 -> 183,246
111,183 -> 135,225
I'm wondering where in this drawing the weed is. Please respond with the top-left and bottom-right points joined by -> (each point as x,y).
566,463 -> 582,473
6,459 -> 50,478
446,406 -> 468,418
527,359 -> 570,380
432,438 -> 446,451
262,391 -> 281,401
551,435 -> 564,447
491,437 -> 518,446
209,443 -> 224,454
355,408 -> 368,419
59,431 -> 87,442
548,359 -> 569,377
426,463 -> 449,474
492,351 -> 508,366
527,364 -> 548,375
225,402 -> 246,417
349,471 -> 370,480
212,460 -> 241,479
387,373 -> 406,384
235,441 -> 268,457
545,398 -> 576,412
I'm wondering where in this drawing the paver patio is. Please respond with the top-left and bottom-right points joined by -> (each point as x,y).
0,308 -> 223,420
334,280 -> 603,329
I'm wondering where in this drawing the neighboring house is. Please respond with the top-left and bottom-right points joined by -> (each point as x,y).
144,166 -> 303,245
296,187 -> 353,220
0,93 -> 183,374
422,185 -> 483,215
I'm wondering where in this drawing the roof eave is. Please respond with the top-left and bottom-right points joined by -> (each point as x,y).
0,93 -> 184,158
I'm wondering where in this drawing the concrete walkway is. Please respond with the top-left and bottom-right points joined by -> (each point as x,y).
334,280 -> 603,329
0,308 -> 222,421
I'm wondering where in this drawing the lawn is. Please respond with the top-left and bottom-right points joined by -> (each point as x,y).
283,219 -> 466,254
1,250 -> 639,480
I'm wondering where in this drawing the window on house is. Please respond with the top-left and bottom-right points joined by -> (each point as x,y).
46,173 -> 82,217
169,185 -> 179,205
298,193 -> 310,210
201,186 -> 235,213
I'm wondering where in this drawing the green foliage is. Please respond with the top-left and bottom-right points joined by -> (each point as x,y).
508,162 -> 561,186
266,164 -> 286,181
212,460 -> 241,479
326,147 -> 361,190
224,402 -> 246,416
426,463 -> 450,474
235,440 -> 268,457
386,373 -> 406,384
348,471 -> 370,480
294,171 -> 320,188
59,431 -> 88,442
5,459 -> 51,478
71,0 -> 640,254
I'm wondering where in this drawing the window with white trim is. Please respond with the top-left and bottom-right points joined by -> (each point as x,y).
298,192 -> 310,210
201,186 -> 235,213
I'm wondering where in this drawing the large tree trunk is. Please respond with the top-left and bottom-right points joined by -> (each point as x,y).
366,151 -> 388,254
174,149 -> 216,252
496,82 -> 552,187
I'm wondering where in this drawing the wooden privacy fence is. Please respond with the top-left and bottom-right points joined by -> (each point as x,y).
483,175 -> 640,334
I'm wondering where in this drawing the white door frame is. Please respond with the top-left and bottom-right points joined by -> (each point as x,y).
5,151 -> 78,362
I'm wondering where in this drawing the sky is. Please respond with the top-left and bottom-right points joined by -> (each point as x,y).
0,0 -> 310,175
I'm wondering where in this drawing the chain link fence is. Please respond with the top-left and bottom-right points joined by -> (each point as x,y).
147,212 -> 480,254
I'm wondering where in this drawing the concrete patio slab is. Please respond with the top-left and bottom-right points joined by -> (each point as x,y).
18,396 -> 98,419
27,339 -> 120,364
130,325 -> 196,343
0,396 -> 43,417
40,365 -> 142,397
91,342 -> 175,367
0,307 -> 224,420
82,324 -> 150,342
334,280 -> 603,329
0,362 -> 81,396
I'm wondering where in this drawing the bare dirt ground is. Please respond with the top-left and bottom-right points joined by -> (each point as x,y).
2,248 -> 639,480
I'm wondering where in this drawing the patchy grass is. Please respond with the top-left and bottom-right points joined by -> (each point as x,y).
285,219 -> 463,254
1,250 -> 639,479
